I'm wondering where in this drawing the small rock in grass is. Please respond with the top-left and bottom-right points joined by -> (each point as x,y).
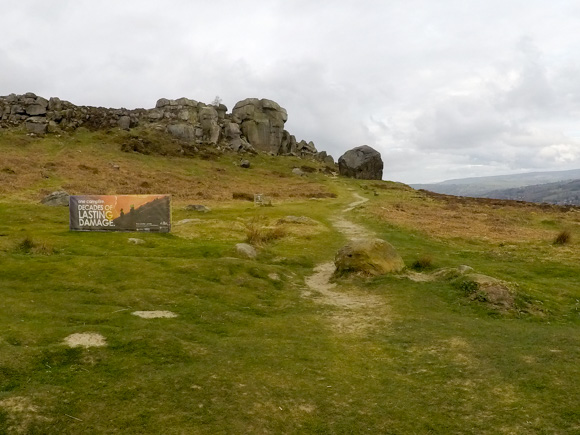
186,204 -> 211,213
128,238 -> 145,245
236,243 -> 257,259
240,160 -> 251,168
132,311 -> 178,319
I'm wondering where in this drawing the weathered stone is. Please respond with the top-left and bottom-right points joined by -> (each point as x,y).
335,238 -> 404,276
26,104 -> 47,116
147,109 -> 164,120
128,238 -> 146,245
292,168 -> 305,176
48,97 -> 62,111
338,145 -> 383,180
185,204 -> 211,213
41,190 -> 70,206
25,117 -> 48,134
156,98 -> 170,108
225,122 -> 242,150
175,97 -> 196,107
240,159 -> 251,168
236,243 -> 257,259
232,98 -> 287,153
167,123 -> 196,141
199,106 -> 220,144
118,115 -> 131,130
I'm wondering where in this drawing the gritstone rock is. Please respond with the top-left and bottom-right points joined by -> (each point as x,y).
185,204 -> 211,213
236,243 -> 257,259
335,238 -> 404,276
41,190 -> 70,206
338,145 -> 383,180
232,98 -> 288,153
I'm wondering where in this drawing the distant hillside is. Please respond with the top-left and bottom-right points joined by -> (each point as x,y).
481,179 -> 580,205
411,169 -> 580,200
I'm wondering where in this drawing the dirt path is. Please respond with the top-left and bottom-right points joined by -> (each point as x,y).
303,192 -> 390,334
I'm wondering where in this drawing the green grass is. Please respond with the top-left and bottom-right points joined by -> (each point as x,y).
1,130 -> 579,433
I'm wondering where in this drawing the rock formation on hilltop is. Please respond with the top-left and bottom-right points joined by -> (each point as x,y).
0,92 -> 335,164
338,145 -> 383,180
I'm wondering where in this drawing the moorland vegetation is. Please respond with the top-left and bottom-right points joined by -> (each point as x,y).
0,127 -> 579,434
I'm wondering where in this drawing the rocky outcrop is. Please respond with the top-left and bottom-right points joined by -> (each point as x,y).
232,98 -> 287,154
338,145 -> 383,180
0,92 -> 333,162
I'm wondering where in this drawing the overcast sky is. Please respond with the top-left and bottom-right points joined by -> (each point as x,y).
3,1 -> 580,183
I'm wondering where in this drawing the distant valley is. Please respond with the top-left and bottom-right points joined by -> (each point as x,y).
411,168 -> 580,205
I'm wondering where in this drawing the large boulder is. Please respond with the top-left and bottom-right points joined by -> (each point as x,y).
338,145 -> 383,180
232,98 -> 287,153
335,238 -> 404,276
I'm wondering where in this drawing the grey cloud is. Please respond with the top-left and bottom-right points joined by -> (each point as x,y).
3,1 -> 580,183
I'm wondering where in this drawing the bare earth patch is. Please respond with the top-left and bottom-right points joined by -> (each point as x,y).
0,396 -> 51,434
132,310 -> 178,319
64,332 -> 107,348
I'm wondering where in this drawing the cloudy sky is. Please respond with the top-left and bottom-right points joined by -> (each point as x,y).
3,1 -> 580,183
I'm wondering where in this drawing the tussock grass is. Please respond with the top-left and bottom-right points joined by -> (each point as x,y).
244,217 -> 287,246
554,229 -> 571,245
411,254 -> 434,271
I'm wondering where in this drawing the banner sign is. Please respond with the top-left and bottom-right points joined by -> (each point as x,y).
69,195 -> 171,232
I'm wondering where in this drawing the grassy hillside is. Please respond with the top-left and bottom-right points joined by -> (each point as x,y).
1,128 -> 579,434
482,179 -> 580,205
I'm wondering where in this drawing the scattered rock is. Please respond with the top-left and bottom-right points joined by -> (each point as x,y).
335,238 -> 405,276
185,204 -> 211,213
236,243 -> 257,259
128,238 -> 146,245
268,273 -> 281,281
240,159 -> 251,168
458,273 -> 515,308
64,332 -> 106,348
338,145 -> 383,180
132,311 -> 178,319
292,168 -> 305,176
40,190 -> 70,206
